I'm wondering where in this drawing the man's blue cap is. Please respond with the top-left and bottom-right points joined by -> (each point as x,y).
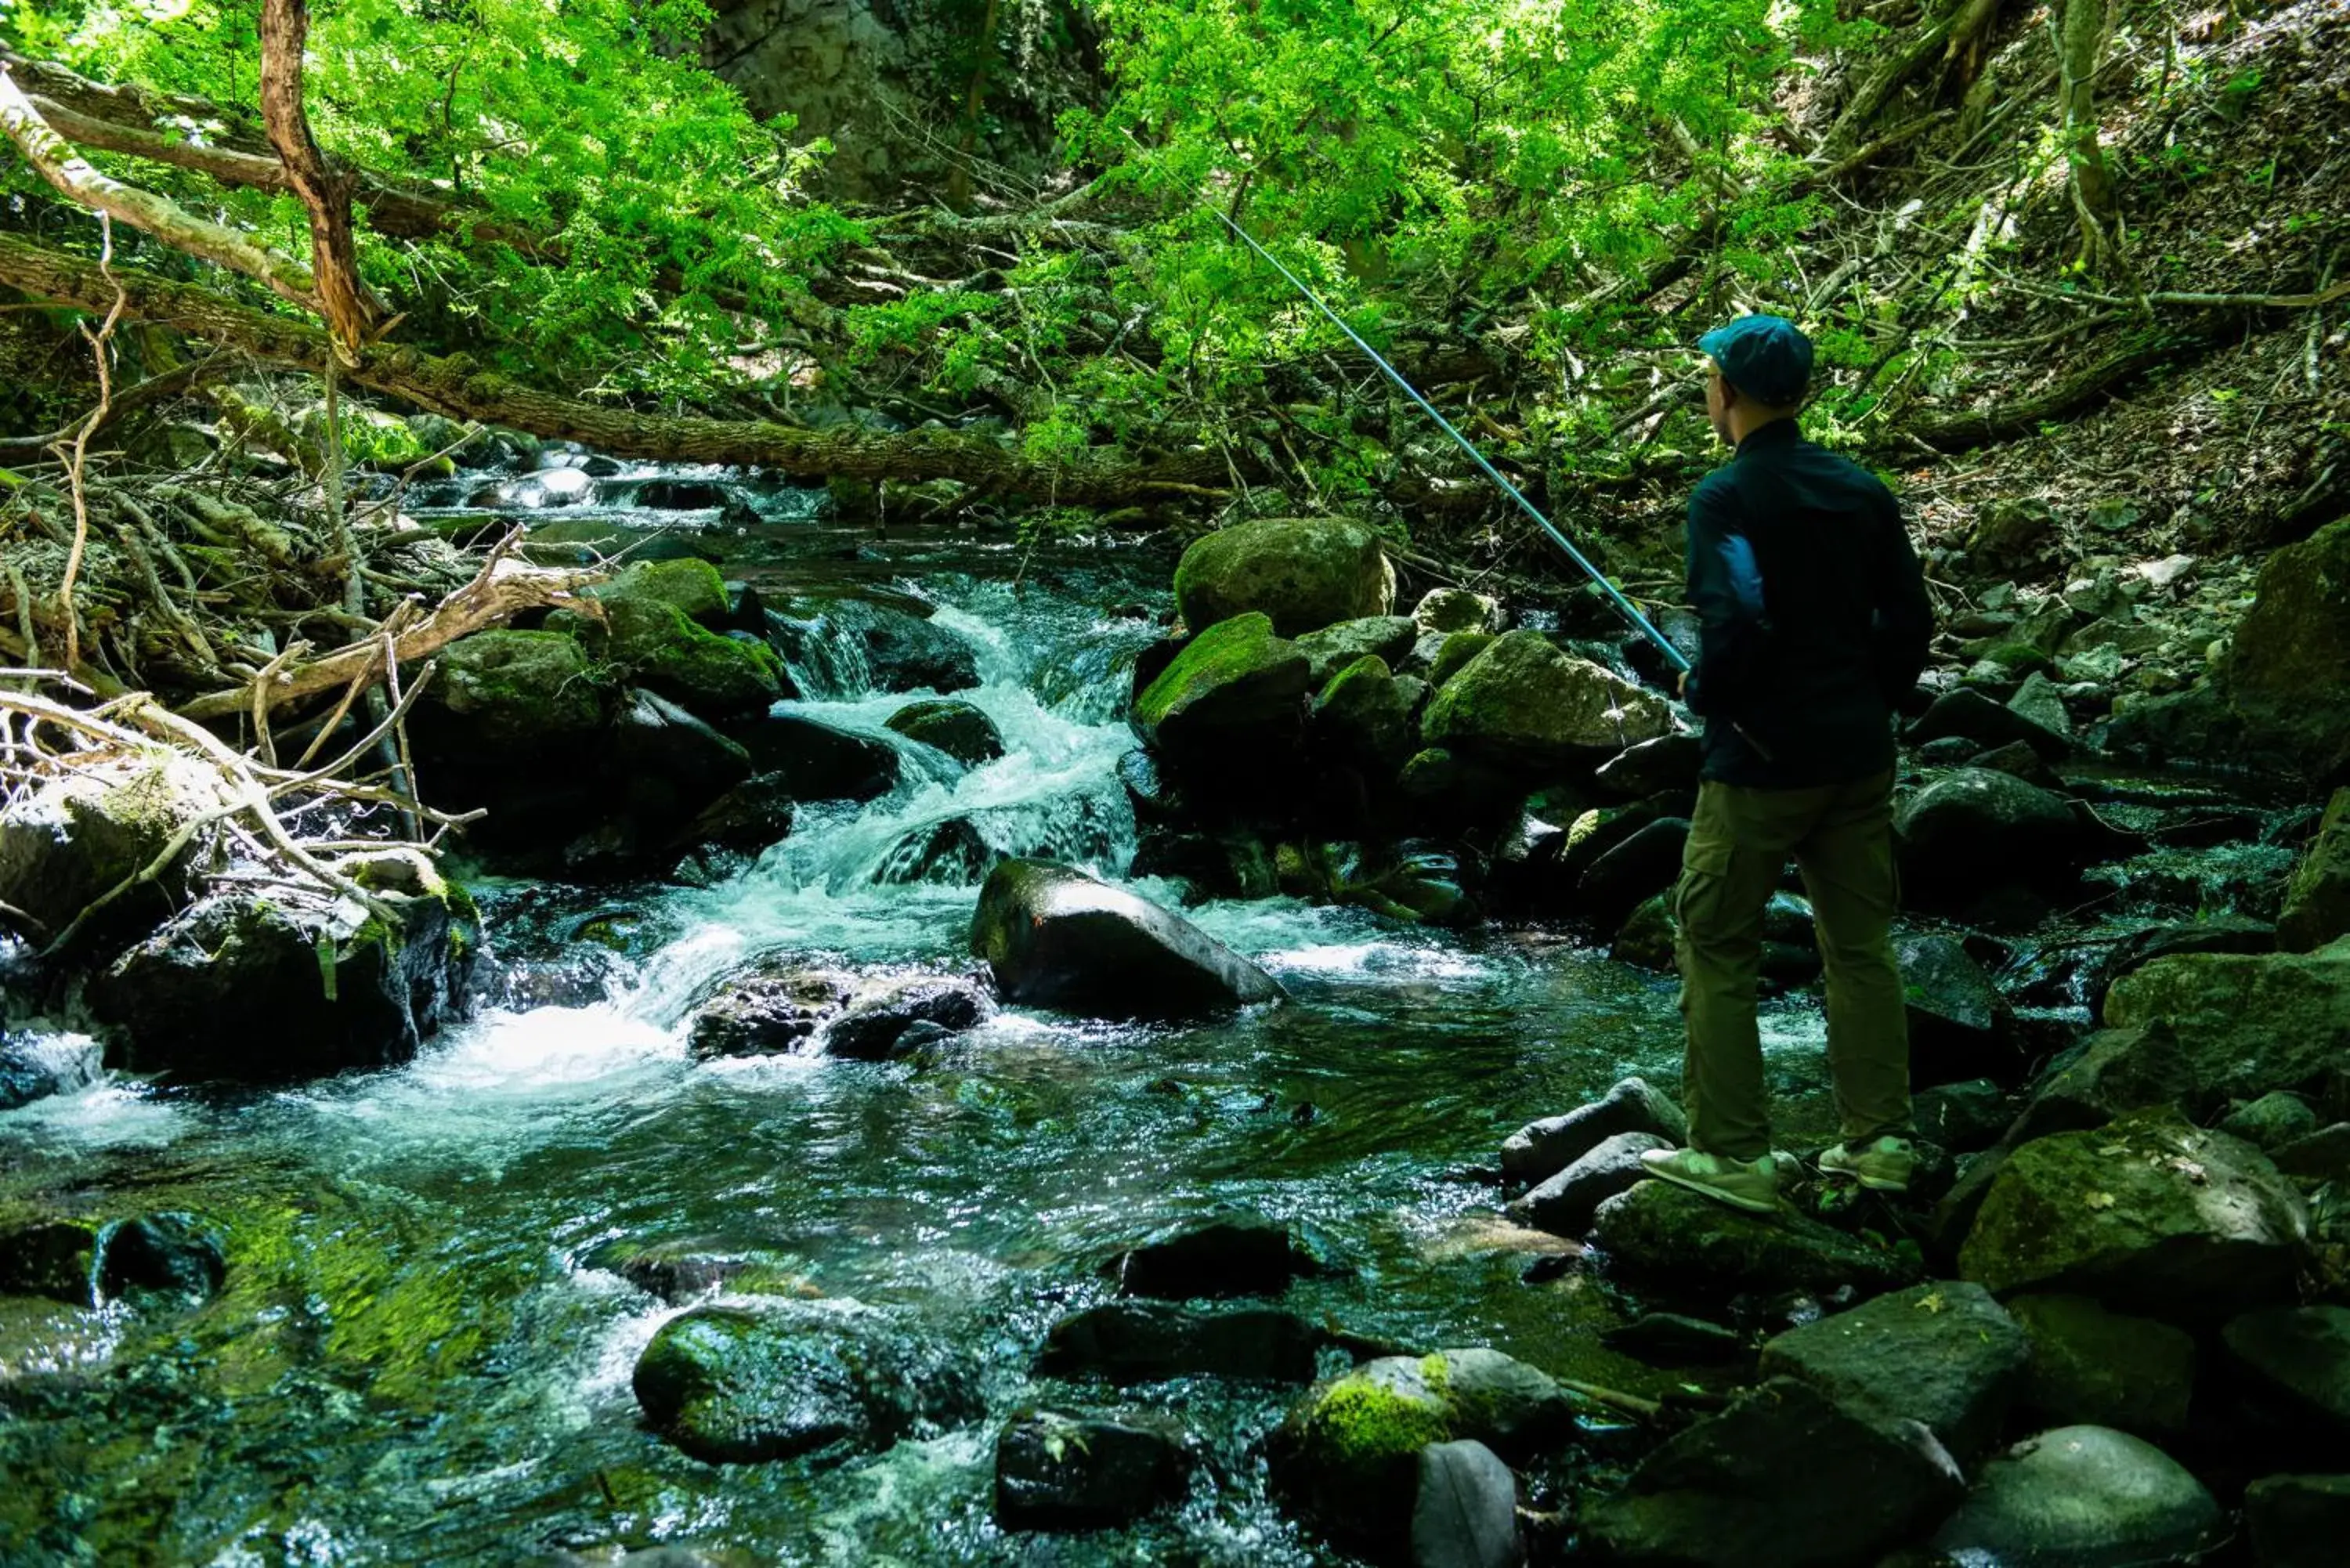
1698,314 -> 1814,406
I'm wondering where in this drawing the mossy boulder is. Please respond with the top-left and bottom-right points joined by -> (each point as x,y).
1412,587 -> 1501,637
2008,1292 -> 2196,1438
89,873 -> 479,1082
1296,614 -> 1419,686
593,558 -> 732,626
1314,655 -> 1419,772
602,597 -> 786,719
430,629 -> 609,747
971,858 -> 1283,1019
1131,613 -> 1312,761
1274,1349 -> 1575,1547
1422,630 -> 1671,771
1958,1108 -> 2308,1324
1173,517 -> 1395,638
631,1299 -> 978,1464
1426,630 -> 1495,689
884,699 -> 1004,766
2278,788 -> 2350,952
2102,936 -> 2350,1104
0,753 -> 223,945
2219,515 -> 2350,777
1589,1179 -> 1919,1296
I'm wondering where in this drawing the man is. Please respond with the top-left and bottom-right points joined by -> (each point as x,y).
1637,314 -> 1935,1214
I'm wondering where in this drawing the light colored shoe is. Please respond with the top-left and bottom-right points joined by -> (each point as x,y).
1638,1146 -> 1781,1215
1818,1136 -> 1917,1193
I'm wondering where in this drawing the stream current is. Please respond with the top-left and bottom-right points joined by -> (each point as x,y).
0,463 -> 2283,1565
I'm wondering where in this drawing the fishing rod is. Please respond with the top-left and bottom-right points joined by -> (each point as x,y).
1202,206 -> 1692,677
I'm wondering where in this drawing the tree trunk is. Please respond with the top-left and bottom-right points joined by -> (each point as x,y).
0,231 -> 1242,504
258,0 -> 385,358
2052,0 -> 2120,265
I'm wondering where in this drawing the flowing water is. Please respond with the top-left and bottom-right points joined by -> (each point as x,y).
0,466 -> 2280,1565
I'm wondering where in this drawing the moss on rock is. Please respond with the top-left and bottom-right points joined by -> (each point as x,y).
1131,612 -> 1311,757
1173,517 -> 1394,638
1422,630 -> 1671,769
593,557 -> 731,627
603,596 -> 784,719
434,630 -> 608,745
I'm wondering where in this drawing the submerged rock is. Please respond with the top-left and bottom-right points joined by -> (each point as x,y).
0,1031 -> 103,1110
1926,1425 -> 2222,1568
91,873 -> 477,1081
1757,1280 -> 2028,1461
1421,631 -> 1672,771
1274,1349 -> 1575,1548
1589,1180 -> 1919,1297
1500,1077 -> 1687,1187
970,859 -> 1283,1020
632,1299 -> 977,1464
1114,1213 -> 1328,1299
822,974 -> 992,1059
994,1410 -> 1195,1532
883,699 -> 1003,766
94,1212 -> 226,1305
1578,1378 -> 1965,1568
1173,515 -> 1395,638
1958,1109 -> 2308,1323
1036,1300 -> 1325,1384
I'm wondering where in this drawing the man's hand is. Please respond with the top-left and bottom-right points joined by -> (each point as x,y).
1677,670 -> 1690,699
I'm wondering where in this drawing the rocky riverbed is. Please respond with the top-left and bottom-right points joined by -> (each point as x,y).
4,449 -> 2349,1566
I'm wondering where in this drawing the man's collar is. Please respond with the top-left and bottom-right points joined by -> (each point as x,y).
1734,417 -> 1802,457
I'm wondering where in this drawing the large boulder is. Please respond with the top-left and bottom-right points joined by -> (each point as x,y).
423,628 -> 609,749
970,860 -> 1283,1020
1131,612 -> 1313,763
89,865 -> 477,1081
2007,1293 -> 2196,1439
1578,1378 -> 1965,1568
2278,789 -> 2350,952
0,754 -> 224,945
1173,516 -> 1394,638
1757,1281 -> 2029,1461
1958,1109 -> 2308,1323
2222,1305 -> 2350,1440
994,1410 -> 1194,1532
631,1299 -> 977,1464
1273,1349 -> 1575,1548
2218,515 -> 2350,779
1895,768 -> 2091,912
1925,1425 -> 2223,1568
2102,937 -> 2350,1104
1421,632 -> 1672,771
1035,1300 -> 1325,1384
1501,1077 -> 1688,1187
1590,1180 -> 1920,1296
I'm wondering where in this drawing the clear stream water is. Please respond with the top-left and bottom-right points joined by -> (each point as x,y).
0,468 -> 2278,1565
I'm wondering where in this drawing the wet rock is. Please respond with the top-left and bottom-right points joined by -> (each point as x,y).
1576,818 -> 1690,924
1758,1280 -> 2028,1460
1412,587 -> 1502,637
1594,732 -> 1703,800
851,605 -> 981,695
0,753 -> 224,945
1926,1425 -> 2222,1568
1896,932 -> 2023,1086
1115,748 -> 1183,824
587,1237 -> 808,1303
92,875 -> 477,1081
1410,1439 -> 1520,1568
1274,1349 -> 1574,1548
2102,937 -> 2350,1103
1612,895 -> 1678,970
970,859 -> 1283,1020
2246,1473 -> 2350,1568
1422,632 -> 1672,771
1506,1131 -> 1672,1238
995,1410 -> 1195,1532
1131,612 -> 1313,764
873,817 -> 996,885
0,1031 -> 103,1110
1336,840 -> 1475,927
2278,788 -> 2350,952
1895,768 -> 2091,912
1296,614 -> 1420,686
1173,515 -> 1395,638
2222,1091 -> 2322,1151
734,713 -> 900,803
1130,829 -> 1276,903
684,773 -> 796,852
0,1220 -> 99,1304
1908,687 -> 2069,760
1115,1213 -> 1325,1299
1589,1180 -> 1919,1296
689,967 -> 856,1059
632,1299 -> 977,1464
1913,1079 -> 2014,1153
95,1213 -> 226,1305
611,687 -> 754,826
2225,1305 -> 2350,1439
2089,915 -> 2275,1017
1314,656 -> 1421,773
1578,1378 -> 1965,1568
1036,1300 -> 1325,1384
883,699 -> 1003,766
2008,1293 -> 2196,1440
1501,1076 -> 1687,1187
636,478 -> 731,510
1958,1109 -> 2308,1324
1601,1313 -> 1749,1365
824,975 -> 992,1060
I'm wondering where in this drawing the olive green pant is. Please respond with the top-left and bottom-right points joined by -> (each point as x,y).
1672,770 -> 1910,1162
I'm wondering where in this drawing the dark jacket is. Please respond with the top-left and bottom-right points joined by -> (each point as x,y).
1683,419 -> 1932,788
